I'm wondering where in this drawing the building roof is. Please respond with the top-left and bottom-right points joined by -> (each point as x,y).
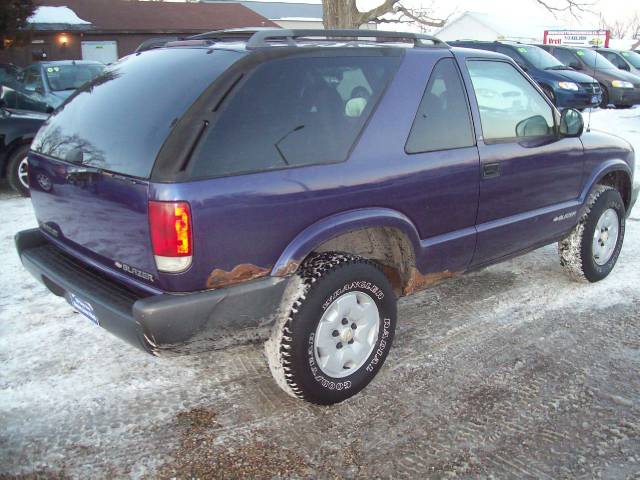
435,11 -> 562,43
205,1 -> 322,22
31,0 -> 278,33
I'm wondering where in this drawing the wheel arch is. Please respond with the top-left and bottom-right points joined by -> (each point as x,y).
582,160 -> 632,212
271,208 -> 421,295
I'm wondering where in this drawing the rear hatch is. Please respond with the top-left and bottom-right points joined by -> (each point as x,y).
28,47 -> 243,291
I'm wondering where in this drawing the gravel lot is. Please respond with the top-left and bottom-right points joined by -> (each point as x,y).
1,108 -> 640,479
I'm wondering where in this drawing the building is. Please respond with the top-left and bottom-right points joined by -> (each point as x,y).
205,0 -> 324,29
434,11 -> 562,44
1,0 -> 277,66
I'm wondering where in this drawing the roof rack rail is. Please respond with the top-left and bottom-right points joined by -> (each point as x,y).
246,29 -> 448,49
189,28 -> 448,49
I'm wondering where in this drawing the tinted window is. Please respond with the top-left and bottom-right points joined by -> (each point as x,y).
622,51 -> 640,68
31,48 -> 243,178
467,60 -> 554,141
552,48 -> 580,67
503,45 -> 564,70
44,63 -> 104,91
406,58 -> 474,153
190,55 -> 400,178
571,49 -> 617,69
601,51 -> 626,69
23,67 -> 43,91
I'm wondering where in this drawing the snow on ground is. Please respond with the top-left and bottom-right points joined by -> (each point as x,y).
0,107 -> 639,478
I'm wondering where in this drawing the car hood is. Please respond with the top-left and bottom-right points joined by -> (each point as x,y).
596,67 -> 640,83
3,108 -> 49,121
552,69 -> 597,83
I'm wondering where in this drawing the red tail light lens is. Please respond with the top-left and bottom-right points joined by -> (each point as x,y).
149,201 -> 192,272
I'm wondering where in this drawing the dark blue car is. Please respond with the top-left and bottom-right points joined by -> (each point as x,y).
449,41 -> 601,109
15,30 -> 638,405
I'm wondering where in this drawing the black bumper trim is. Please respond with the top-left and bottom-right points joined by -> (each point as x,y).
15,229 -> 288,355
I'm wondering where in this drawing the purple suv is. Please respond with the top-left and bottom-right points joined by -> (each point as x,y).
15,30 -> 638,405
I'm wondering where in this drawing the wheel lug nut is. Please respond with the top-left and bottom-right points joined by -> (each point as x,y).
332,330 -> 339,337
341,318 -> 348,325
336,342 -> 343,349
351,323 -> 357,329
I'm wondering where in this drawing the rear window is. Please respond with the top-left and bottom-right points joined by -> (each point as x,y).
31,48 -> 243,178
189,54 -> 401,178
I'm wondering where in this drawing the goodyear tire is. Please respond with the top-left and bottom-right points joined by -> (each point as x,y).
266,252 -> 397,405
559,185 -> 625,283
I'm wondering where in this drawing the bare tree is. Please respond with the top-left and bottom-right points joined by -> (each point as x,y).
600,12 -> 640,39
323,0 -> 593,30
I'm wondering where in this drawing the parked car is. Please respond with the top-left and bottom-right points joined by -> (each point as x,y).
0,63 -> 22,88
16,30 -> 638,405
17,60 -> 105,112
595,48 -> 640,77
0,82 -> 51,113
0,97 -> 47,196
449,41 -> 601,109
538,44 -> 640,108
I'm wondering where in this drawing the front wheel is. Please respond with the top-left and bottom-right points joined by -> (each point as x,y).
559,185 -> 625,282
7,144 -> 30,197
542,85 -> 556,105
266,252 -> 397,405
599,85 -> 610,108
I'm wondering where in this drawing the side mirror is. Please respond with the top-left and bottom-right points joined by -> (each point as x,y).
35,86 -> 44,94
516,115 -> 550,137
559,108 -> 584,137
570,62 -> 583,70
618,63 -> 630,71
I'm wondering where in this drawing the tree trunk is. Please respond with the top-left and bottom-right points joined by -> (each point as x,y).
322,0 -> 362,29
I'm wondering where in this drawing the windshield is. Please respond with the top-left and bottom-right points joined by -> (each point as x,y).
32,48 -> 243,178
572,49 -> 618,69
44,64 -> 105,91
622,51 -> 640,68
515,45 -> 565,69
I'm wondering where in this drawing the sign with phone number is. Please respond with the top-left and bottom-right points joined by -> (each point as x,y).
543,30 -> 610,48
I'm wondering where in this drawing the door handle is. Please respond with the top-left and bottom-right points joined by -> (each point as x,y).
482,162 -> 501,178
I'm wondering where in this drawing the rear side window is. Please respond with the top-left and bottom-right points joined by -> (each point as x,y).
31,48 -> 243,178
406,58 -> 474,154
189,55 -> 401,178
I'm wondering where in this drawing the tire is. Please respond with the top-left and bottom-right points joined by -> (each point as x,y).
542,85 -> 556,105
558,185 -> 625,283
599,85 -> 609,108
266,252 -> 397,405
7,144 -> 30,197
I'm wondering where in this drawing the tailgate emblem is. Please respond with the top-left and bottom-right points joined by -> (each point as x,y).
115,261 -> 155,282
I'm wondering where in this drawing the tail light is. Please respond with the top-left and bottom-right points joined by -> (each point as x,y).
149,201 -> 192,272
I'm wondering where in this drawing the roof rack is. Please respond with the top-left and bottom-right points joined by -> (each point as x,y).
189,28 -> 448,49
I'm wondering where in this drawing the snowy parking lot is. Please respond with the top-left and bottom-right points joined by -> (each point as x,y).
1,107 -> 640,479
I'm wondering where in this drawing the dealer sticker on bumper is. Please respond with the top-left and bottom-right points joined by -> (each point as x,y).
68,293 -> 99,326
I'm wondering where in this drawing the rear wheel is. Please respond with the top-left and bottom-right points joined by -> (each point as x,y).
558,185 -> 625,282
7,144 -> 30,197
266,252 -> 397,405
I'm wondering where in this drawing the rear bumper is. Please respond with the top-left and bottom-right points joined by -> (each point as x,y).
15,228 -> 288,356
